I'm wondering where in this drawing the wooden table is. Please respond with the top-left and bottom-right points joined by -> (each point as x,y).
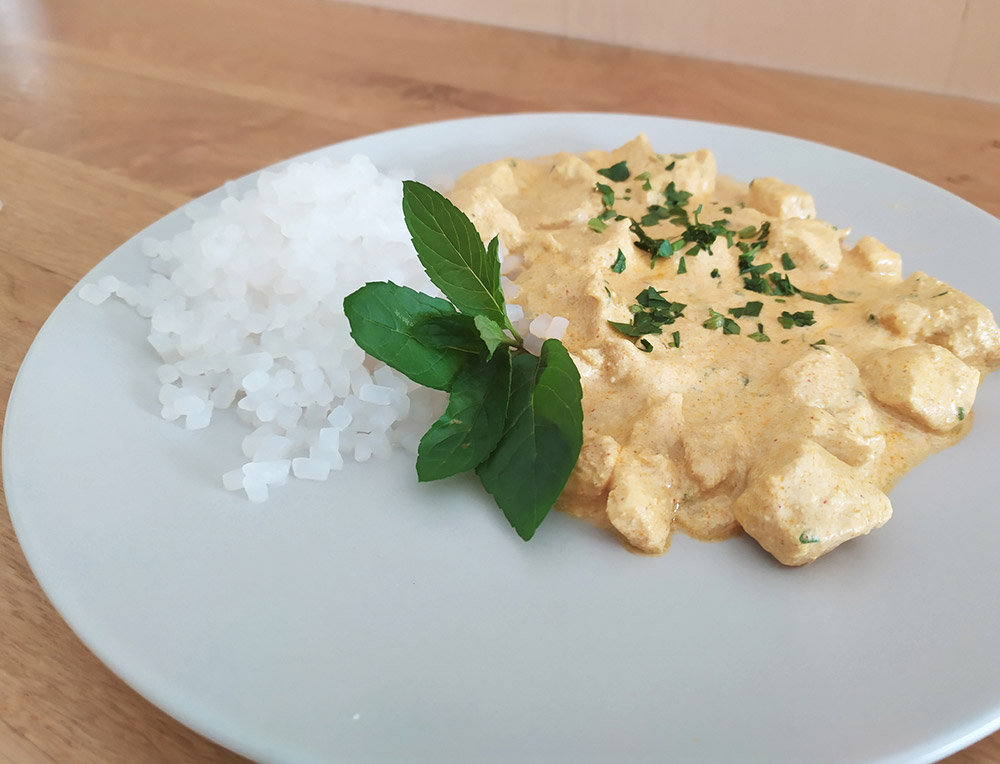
2,1 -> 999,761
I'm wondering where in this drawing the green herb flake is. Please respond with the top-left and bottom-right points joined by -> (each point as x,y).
595,182 -> 616,208
809,339 -> 830,353
597,160 -> 630,182
703,308 -> 725,331
748,324 -> 770,343
608,287 -> 687,347
958,406 -> 966,421
781,252 -> 796,270
778,310 -> 816,329
795,288 -> 851,305
729,301 -> 763,319
799,531 -> 820,544
677,256 -> 687,274
611,249 -> 627,273
588,217 -> 608,233
721,206 -> 733,214
710,268 -> 720,279
671,331 -> 681,348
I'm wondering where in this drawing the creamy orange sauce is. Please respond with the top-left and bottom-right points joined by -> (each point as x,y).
449,135 -> 1000,565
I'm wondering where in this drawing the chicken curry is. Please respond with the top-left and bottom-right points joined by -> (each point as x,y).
449,136 -> 1000,565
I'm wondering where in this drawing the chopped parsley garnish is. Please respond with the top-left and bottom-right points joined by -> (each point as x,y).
588,217 -> 608,233
778,310 -> 816,328
729,301 -> 763,318
798,531 -> 819,544
641,182 -> 693,227
809,339 -> 830,352
630,220 -> 681,266
595,182 -> 615,208
664,181 -> 692,211
721,206 -> 733,214
748,324 -> 770,342
677,256 -> 687,274
736,225 -> 757,239
640,205 -> 676,226
597,161 -> 629,182
710,268 -> 720,279
634,171 -> 652,191
671,331 -> 681,348
781,252 -> 796,270
703,308 -> 741,334
608,287 -> 687,346
670,205 -> 733,257
665,160 -> 676,171
958,406 -> 966,421
611,249 -> 627,273
796,289 -> 851,304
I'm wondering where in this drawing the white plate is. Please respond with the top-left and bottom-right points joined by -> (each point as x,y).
5,113 -> 1000,764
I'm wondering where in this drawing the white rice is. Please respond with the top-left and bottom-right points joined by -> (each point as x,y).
80,154 -> 568,502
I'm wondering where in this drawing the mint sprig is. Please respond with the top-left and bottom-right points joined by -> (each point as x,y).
344,181 -> 584,541
401,180 -> 510,328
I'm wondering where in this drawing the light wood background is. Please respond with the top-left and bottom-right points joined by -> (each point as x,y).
1,0 -> 1000,762
344,0 -> 1000,103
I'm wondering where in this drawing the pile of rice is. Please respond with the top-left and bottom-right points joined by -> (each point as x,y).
79,155 -> 568,502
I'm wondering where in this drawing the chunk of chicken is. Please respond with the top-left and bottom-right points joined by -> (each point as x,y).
732,440 -> 892,566
874,272 -> 1000,371
865,344 -> 979,432
779,347 -> 885,466
766,218 -> 845,278
605,447 -> 679,554
746,177 -> 816,220
563,432 -> 621,498
847,236 -> 902,281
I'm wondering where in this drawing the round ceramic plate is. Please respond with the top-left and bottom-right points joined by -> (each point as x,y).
5,114 -> 1000,764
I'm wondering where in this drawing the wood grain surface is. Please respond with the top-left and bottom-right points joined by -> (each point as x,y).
2,1 -> 999,762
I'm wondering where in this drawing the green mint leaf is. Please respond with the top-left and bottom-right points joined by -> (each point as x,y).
344,281 -> 480,391
473,314 -> 512,358
401,180 -> 507,326
476,339 -> 584,540
596,161 -> 629,182
416,350 -> 512,482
